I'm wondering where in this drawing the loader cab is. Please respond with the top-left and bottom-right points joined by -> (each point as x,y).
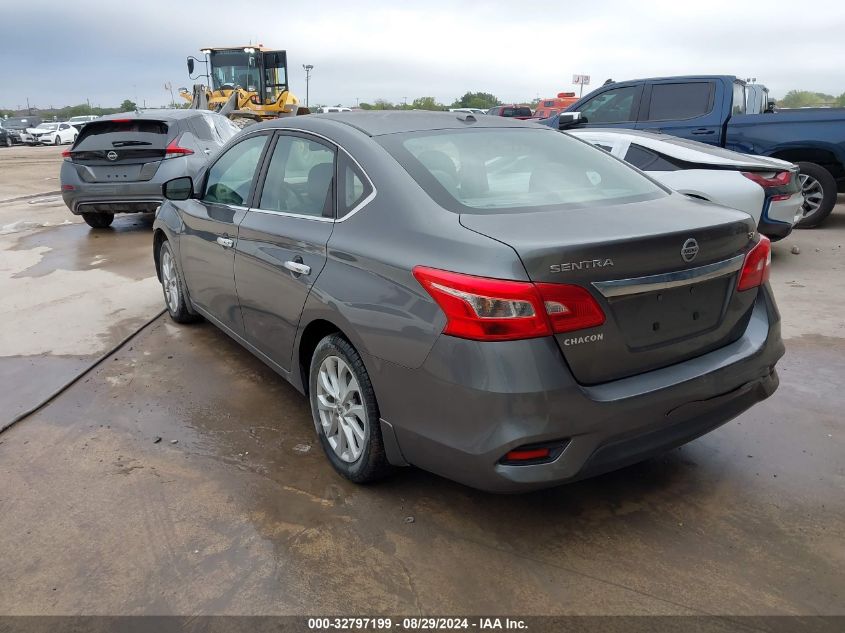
199,47 -> 289,105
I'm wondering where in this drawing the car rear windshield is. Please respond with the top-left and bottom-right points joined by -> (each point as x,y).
379,128 -> 666,214
74,120 -> 171,150
502,107 -> 532,117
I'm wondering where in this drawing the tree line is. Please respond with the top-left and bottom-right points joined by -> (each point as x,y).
778,90 -> 845,108
348,92 -> 506,111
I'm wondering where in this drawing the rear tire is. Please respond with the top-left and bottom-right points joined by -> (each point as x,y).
158,240 -> 200,324
796,162 -> 837,228
309,334 -> 392,484
81,212 -> 114,229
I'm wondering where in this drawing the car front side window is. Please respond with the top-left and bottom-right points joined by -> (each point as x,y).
258,135 -> 336,218
579,85 -> 639,123
203,134 -> 268,206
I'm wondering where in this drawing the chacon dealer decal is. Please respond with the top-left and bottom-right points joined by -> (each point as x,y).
562,333 -> 604,346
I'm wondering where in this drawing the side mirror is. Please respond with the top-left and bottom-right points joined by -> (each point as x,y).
163,176 -> 194,201
558,112 -> 585,130
187,58 -> 195,74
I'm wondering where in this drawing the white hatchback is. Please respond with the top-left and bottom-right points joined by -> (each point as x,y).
26,122 -> 78,146
569,129 -> 804,241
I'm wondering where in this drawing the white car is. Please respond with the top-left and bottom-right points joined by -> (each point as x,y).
449,107 -> 487,115
26,122 -> 78,146
568,129 -> 804,241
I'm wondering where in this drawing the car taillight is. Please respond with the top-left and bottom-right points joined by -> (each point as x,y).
737,236 -> 771,292
61,149 -> 71,159
412,266 -> 605,341
742,171 -> 792,189
164,135 -> 194,158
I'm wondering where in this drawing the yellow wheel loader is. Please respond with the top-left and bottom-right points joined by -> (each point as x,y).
179,46 -> 310,122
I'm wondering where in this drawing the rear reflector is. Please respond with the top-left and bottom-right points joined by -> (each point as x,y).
61,184 -> 74,191
737,236 -> 771,291
504,447 -> 550,462
412,266 -> 605,341
164,135 -> 194,158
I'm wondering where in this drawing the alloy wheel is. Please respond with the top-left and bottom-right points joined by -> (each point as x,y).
799,173 -> 824,219
160,249 -> 180,313
316,355 -> 367,463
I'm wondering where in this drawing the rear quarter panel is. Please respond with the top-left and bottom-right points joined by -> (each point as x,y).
653,169 -> 763,223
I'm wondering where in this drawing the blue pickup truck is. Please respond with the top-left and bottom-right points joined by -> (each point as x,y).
555,75 -> 845,227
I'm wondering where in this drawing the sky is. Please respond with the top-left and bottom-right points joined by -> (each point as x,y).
2,0 -> 844,111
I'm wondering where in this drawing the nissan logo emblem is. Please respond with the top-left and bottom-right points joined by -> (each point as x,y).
681,238 -> 699,263
106,151 -> 118,161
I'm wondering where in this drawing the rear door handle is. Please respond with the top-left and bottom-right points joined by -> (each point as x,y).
216,236 -> 234,248
284,260 -> 311,275
691,128 -> 715,135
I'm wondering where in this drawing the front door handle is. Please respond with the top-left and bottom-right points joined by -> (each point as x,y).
691,128 -> 715,135
216,236 -> 234,248
284,260 -> 311,275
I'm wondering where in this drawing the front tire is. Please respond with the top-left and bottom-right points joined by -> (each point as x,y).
4,137 -> 11,148
309,335 -> 392,484
53,136 -> 60,145
81,212 -> 114,228
158,240 -> 199,323
796,162 -> 837,228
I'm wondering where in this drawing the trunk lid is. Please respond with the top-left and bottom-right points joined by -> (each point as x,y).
66,119 -> 174,183
460,194 -> 759,384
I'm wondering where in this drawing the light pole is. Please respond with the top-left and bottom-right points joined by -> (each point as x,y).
303,64 -> 314,109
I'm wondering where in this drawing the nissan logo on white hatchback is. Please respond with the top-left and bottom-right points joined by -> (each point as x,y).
106,151 -> 118,161
681,238 -> 699,263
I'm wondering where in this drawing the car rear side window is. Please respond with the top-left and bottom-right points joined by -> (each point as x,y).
338,154 -> 373,218
623,144 -> 679,171
187,117 -> 214,142
380,128 -> 665,214
646,82 -> 713,121
732,82 -> 747,115
258,135 -> 335,217
203,134 -> 268,206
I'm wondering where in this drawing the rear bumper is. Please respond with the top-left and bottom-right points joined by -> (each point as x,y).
758,193 -> 802,241
370,286 -> 784,492
60,162 -> 165,214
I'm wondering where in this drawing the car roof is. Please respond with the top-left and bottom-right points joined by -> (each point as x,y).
601,75 -> 739,87
569,128 -> 792,169
96,109 -> 206,122
250,110 -> 542,136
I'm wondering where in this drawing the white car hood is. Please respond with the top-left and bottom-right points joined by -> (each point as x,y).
28,128 -> 54,135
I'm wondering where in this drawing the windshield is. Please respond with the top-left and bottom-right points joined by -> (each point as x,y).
3,118 -> 34,129
380,128 -> 666,214
209,50 -> 261,92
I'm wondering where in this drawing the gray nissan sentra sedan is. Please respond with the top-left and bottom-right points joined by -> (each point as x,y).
152,111 -> 784,492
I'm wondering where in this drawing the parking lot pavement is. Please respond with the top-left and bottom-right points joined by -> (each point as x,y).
0,145 -> 161,427
0,145 -> 65,201
0,143 -> 842,615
